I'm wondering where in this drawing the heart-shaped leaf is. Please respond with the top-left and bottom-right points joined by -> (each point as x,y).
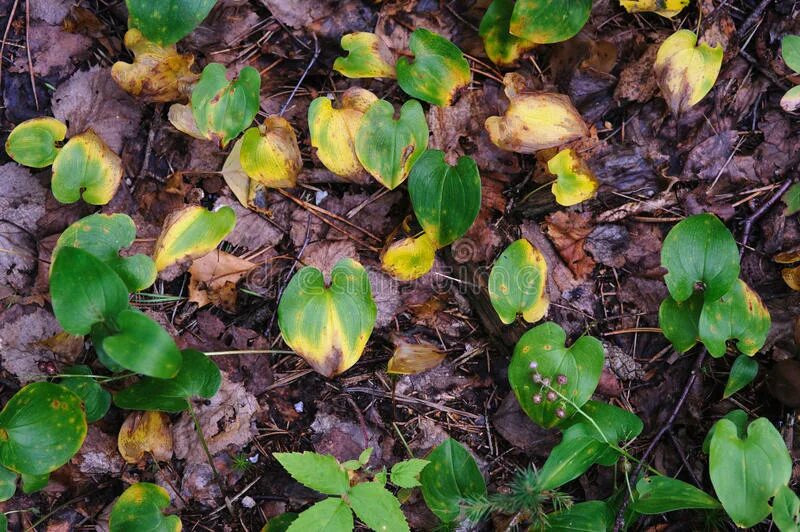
111,28 -> 197,103
126,0 -> 216,46
488,238 -> 549,324
50,247 -> 129,336
509,0 -> 592,44
109,482 -> 182,532
699,279 -> 770,357
333,32 -> 396,79
54,213 -> 156,292
773,485 -> 800,532
508,322 -> 604,428
5,117 -> 66,168
396,29 -> 471,107
419,438 -> 486,524
308,87 -> 378,179
709,417 -> 792,528
723,355 -> 759,399
355,99 -> 429,189
21,472 -> 49,494
114,349 -> 221,412
547,148 -> 599,206
619,0 -> 689,18
783,35 -> 800,73
661,213 -> 740,303
408,150 -> 481,248
479,0 -> 537,66
101,309 -> 182,379
485,73 -> 589,153
152,205 -> 236,271
51,130 -> 122,205
381,232 -> 436,281
60,365 -> 111,423
655,29 -> 723,115
189,63 -> 261,148
632,476 -> 721,514
0,382 -> 87,476
658,292 -> 703,353
240,116 -> 302,189
117,411 -> 173,463
277,258 -> 377,377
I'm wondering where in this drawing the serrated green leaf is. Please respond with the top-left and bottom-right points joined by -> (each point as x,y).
773,485 -> 800,532
632,476 -> 720,515
723,355 -> 759,399
479,0 -> 537,66
390,459 -> 430,488
396,29 -> 471,107
658,292 -> 703,353
60,365 -> 111,423
274,452 -> 349,496
509,0 -> 591,44
51,130 -> 122,205
125,0 -> 216,46
782,35 -> 800,74
698,279 -> 770,357
488,238 -> 549,324
5,117 -> 66,168
333,32 -> 396,79
101,309 -> 182,379
348,481 -> 410,532
109,482 -> 181,532
420,438 -> 486,523
286,498 -> 352,532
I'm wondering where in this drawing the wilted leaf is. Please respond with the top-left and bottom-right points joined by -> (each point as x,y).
5,117 -> 67,168
381,233 -> 436,281
277,258 -> 377,377
420,438 -> 486,523
547,148 -> 598,206
334,32 -> 396,79
117,411 -> 174,463
109,482 -> 182,532
619,0 -> 689,18
654,29 -> 723,115
544,210 -> 596,280
659,292 -> 703,353
509,0 -> 592,44
60,365 -> 112,423
51,130 -> 122,205
152,205 -> 237,271
723,355 -> 759,399
126,0 -> 216,46
221,138 -> 251,207
387,336 -> 445,375
485,73 -> 588,153
488,239 -> 549,324
479,0 -> 537,66
240,116 -> 302,189
355,99 -> 428,190
100,309 -> 183,378
308,87 -> 378,179
188,249 -> 256,309
396,29 -> 471,107
111,29 -> 197,103
698,279 -> 770,358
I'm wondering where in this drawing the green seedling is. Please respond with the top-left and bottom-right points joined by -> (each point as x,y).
479,0 -> 537,66
334,33 -> 397,79
125,0 -> 216,46
488,238 -> 549,325
772,485 -> 800,532
109,482 -> 182,531
240,115 -> 302,189
509,0 -> 592,44
419,438 -> 487,524
5,117 -> 66,167
277,259 -> 377,377
722,355 -> 759,399
152,205 -> 236,271
396,29 -> 471,107
780,35 -> 800,112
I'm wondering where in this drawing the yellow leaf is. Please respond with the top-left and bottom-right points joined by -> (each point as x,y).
381,233 -> 436,281
188,249 -> 256,309
783,265 -> 800,291
334,32 -> 397,79
485,73 -> 588,153
118,411 -> 173,463
51,130 -> 123,205
654,29 -> 723,115
152,205 -> 236,271
111,28 -> 198,103
619,0 -> 689,18
240,116 -> 302,189
547,148 -> 599,206
308,87 -> 378,179
387,336 -> 446,375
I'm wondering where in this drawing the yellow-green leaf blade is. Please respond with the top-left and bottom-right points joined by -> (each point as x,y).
152,205 -> 236,271
51,130 -> 122,205
5,117 -> 66,168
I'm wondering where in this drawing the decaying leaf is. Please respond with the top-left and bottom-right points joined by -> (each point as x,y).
485,73 -> 589,153
240,115 -> 302,189
221,138 -> 251,207
387,336 -> 446,375
111,28 -> 197,103
699,279 -> 771,357
545,211 -> 596,280
5,117 -> 67,168
334,32 -> 397,79
381,233 -> 436,281
619,0 -> 689,18
509,0 -> 592,44
654,29 -> 723,115
51,129 -> 123,205
188,249 -> 257,309
117,411 -> 173,463
488,239 -> 549,324
308,87 -> 378,179
152,205 -> 237,271
479,0 -> 537,66
547,148 -> 599,206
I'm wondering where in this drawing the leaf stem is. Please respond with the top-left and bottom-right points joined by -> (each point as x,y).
204,349 -> 295,356
187,401 -> 219,478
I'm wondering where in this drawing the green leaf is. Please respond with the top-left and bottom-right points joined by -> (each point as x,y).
286,498 -> 352,532
488,238 -> 549,324
0,466 -> 16,502
358,448 -> 373,465
240,116 -> 302,189
698,279 -> 771,357
702,409 -> 748,453
21,472 -> 49,494
658,292 -> 702,353
479,0 -> 537,66
0,382 -> 87,476
723,355 -> 759,399
153,205 -> 236,271
781,85 -> 800,113
109,482 -> 182,532
274,452 -> 349,496
190,63 -> 261,147
782,35 -> 800,74
396,29 -> 471,107
51,130 -> 122,205
50,247 -> 129,336
113,349 -> 221,412
262,513 -> 298,532
390,459 -> 430,488
661,213 -> 740,303
54,213 -> 156,292
126,0 -> 216,46
354,99 -> 429,190
565,401 -> 644,466
419,438 -> 486,523
773,485 -> 800,532
348,481 -> 410,532
408,150 -> 481,248
5,117 -> 67,168
101,309 -> 182,379
333,32 -> 396,79
508,322 -> 604,428
632,476 -> 720,514
783,182 -> 800,216
709,417 -> 792,528
277,258 -> 377,377
0,514 -> 7,532
60,365 -> 111,423
509,0 -> 591,44
540,500 -> 615,532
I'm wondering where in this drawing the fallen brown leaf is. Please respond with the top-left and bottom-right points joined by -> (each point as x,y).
544,211 -> 597,280
188,249 -> 257,310
118,411 -> 174,464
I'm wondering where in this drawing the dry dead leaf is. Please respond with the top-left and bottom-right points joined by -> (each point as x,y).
544,211 -> 596,280
118,411 -> 174,464
188,250 -> 257,310
387,336 -> 446,375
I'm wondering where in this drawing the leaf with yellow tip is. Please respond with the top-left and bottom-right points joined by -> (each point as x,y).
51,130 -> 122,205
5,117 -> 66,168
547,148 -> 598,206
489,239 -> 549,324
699,279 -> 770,358
396,29 -> 471,107
308,87 -> 378,179
381,233 -> 436,281
654,29 -> 723,115
277,258 -> 377,377
111,28 -> 197,103
334,32 -> 397,79
509,0 -> 592,44
479,0 -> 537,66
110,482 -> 182,532
485,73 -> 588,153
780,85 -> 800,113
152,205 -> 236,271
117,411 -> 173,464
387,336 -> 446,375
240,116 -> 302,189
619,0 -> 689,18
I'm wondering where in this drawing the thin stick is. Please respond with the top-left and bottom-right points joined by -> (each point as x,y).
187,401 -> 219,478
279,33 -> 319,116
0,0 -> 21,93
205,349 -> 295,356
740,178 -> 794,255
24,0 -> 37,109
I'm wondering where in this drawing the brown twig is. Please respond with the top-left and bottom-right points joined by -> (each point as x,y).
0,0 -> 21,94
740,178 -> 794,256
24,0 -> 37,109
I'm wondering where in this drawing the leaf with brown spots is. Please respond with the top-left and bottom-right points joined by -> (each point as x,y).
117,411 -> 173,464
